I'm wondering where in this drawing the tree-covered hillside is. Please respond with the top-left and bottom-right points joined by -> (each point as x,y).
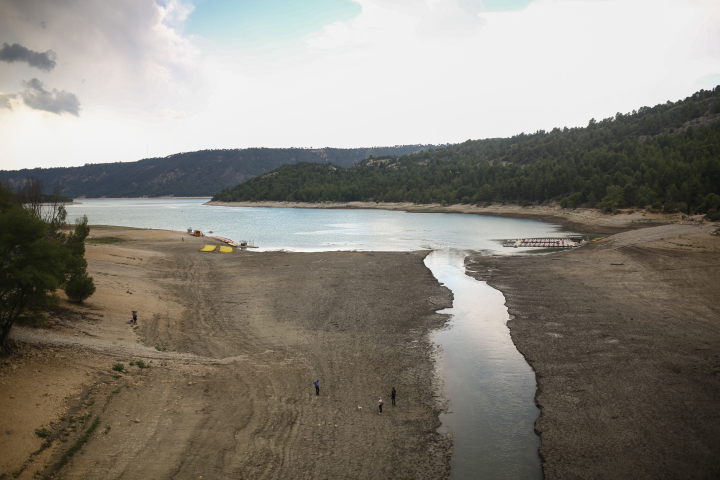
213,87 -> 720,217
0,145 -> 433,198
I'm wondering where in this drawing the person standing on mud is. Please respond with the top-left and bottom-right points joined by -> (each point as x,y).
313,379 -> 320,396
378,398 -> 383,414
391,387 -> 396,406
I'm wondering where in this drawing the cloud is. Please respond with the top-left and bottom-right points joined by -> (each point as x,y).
0,0 -> 200,110
0,42 -> 56,71
21,78 -> 80,116
0,92 -> 16,110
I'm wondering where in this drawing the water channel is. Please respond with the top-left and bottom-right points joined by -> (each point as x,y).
66,198 -> 572,478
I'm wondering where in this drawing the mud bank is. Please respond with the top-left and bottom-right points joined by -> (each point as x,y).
466,223 -> 720,478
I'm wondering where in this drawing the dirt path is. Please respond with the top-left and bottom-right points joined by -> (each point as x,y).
2,227 -> 453,479
466,223 -> 720,478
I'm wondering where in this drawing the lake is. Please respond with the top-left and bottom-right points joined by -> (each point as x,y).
66,198 -> 571,479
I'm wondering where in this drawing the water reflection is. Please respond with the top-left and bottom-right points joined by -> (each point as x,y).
428,250 -> 542,479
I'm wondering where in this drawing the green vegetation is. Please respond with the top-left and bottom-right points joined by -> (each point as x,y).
135,360 -> 151,369
87,237 -> 125,245
34,427 -> 51,438
41,193 -> 73,203
0,145 -> 434,198
0,180 -> 96,351
214,86 -> 720,216
112,363 -> 124,372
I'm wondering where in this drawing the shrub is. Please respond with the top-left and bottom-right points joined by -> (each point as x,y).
64,272 -> 96,303
135,360 -> 151,369
112,363 -> 124,372
35,427 -> 50,438
705,209 -> 720,222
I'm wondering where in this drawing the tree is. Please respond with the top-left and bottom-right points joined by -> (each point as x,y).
64,271 -> 96,303
63,216 -> 95,303
0,185 -> 68,351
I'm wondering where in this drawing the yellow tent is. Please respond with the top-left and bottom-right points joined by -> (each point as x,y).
200,245 -> 217,252
219,246 -> 233,253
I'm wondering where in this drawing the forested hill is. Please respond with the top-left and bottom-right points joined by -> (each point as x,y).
0,145 -> 433,198
213,86 -> 720,217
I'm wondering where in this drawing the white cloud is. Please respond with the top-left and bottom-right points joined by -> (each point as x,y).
197,0 -> 720,149
0,0 -> 719,170
0,0 -> 200,114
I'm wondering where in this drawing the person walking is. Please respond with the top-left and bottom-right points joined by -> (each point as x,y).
378,398 -> 383,414
313,379 -> 320,396
131,311 -> 137,325
391,387 -> 396,406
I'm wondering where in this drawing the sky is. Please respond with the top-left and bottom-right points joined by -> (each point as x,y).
0,0 -> 719,171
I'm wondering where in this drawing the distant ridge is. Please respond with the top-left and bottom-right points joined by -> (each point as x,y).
214,86 -> 720,217
0,146 -> 434,198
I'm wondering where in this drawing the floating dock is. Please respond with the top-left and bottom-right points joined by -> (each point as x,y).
207,235 -> 258,249
503,238 -> 579,248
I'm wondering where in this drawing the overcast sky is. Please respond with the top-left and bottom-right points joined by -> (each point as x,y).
1,0 -> 718,170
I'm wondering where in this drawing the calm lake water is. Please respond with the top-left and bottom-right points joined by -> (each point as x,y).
66,198 -> 571,479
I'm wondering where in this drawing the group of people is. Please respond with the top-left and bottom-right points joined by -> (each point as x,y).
378,388 -> 396,414
313,380 -> 396,414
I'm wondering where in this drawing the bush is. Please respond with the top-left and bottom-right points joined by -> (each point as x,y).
35,427 -> 50,438
112,363 -> 124,372
135,360 -> 151,369
64,272 -> 96,303
705,209 -> 720,222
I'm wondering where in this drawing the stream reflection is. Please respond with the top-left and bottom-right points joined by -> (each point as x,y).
427,249 -> 542,480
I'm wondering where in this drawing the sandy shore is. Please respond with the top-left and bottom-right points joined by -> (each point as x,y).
1,227 -> 453,479
467,223 -> 720,478
206,200 -> 695,235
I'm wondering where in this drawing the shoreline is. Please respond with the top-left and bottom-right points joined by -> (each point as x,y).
74,196 -> 211,200
206,200 -> 693,235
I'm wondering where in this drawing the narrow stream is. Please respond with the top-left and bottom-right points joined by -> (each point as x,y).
426,249 -> 543,480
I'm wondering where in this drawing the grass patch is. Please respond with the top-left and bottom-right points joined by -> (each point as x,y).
112,363 -> 124,372
135,360 -> 151,369
103,425 -> 111,435
34,427 -> 50,438
87,237 -> 125,245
